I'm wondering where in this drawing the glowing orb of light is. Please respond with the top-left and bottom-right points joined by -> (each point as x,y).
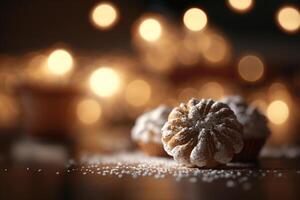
91,2 -> 118,29
47,49 -> 73,76
238,55 -> 264,82
227,0 -> 254,13
125,79 -> 151,107
202,34 -> 228,64
267,100 -> 289,125
183,8 -> 208,31
89,67 -> 121,97
200,81 -> 224,100
276,6 -> 300,33
77,98 -> 102,125
138,18 -> 162,42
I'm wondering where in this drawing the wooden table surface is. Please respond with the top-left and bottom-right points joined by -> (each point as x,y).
1,152 -> 300,200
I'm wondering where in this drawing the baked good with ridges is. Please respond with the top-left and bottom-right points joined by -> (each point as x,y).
162,98 -> 243,167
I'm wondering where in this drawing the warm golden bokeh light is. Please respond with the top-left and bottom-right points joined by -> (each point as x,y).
138,18 -> 162,42
178,88 -> 198,102
47,49 -> 73,76
268,82 -> 291,102
202,34 -> 228,64
183,8 -> 208,31
276,6 -> 300,33
199,82 -> 224,100
89,67 -> 121,97
267,100 -> 289,125
125,79 -> 151,107
178,36 -> 201,66
91,2 -> 118,29
77,98 -> 102,125
250,99 -> 267,114
238,55 -> 264,82
227,0 -> 253,13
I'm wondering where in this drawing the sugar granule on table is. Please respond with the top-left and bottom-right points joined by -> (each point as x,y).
75,152 -> 291,187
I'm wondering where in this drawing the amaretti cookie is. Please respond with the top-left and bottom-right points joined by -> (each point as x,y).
161,98 -> 243,167
221,96 -> 270,162
131,105 -> 171,157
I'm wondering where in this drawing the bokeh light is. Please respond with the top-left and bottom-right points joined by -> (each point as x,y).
268,82 -> 291,102
199,81 -> 224,99
178,88 -> 198,102
138,18 -> 162,42
183,8 -> 208,31
47,49 -> 73,76
89,67 -> 121,97
276,6 -> 300,33
91,2 -> 118,29
77,98 -> 102,125
267,100 -> 289,125
125,79 -> 151,107
227,0 -> 254,13
238,55 -> 264,82
202,34 -> 229,64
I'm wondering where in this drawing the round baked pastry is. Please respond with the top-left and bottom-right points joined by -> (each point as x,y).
221,96 -> 270,162
161,98 -> 243,167
132,105 -> 171,157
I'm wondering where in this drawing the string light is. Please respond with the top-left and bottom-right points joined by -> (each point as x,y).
138,18 -> 162,42
77,98 -> 102,125
89,67 -> 121,97
227,0 -> 254,13
238,55 -> 264,82
47,49 -> 73,76
91,2 -> 118,29
267,100 -> 289,125
183,8 -> 208,31
125,79 -> 151,107
276,6 -> 300,33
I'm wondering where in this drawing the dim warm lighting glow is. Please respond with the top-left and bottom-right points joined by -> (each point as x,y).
0,93 -> 19,127
199,82 -> 224,100
178,88 -> 198,102
268,82 -> 291,103
138,18 -> 162,42
276,6 -> 300,33
227,0 -> 253,13
77,98 -> 102,125
267,100 -> 289,125
125,79 -> 151,107
178,37 -> 201,66
238,55 -> 264,82
183,8 -> 207,31
250,99 -> 267,114
91,2 -> 118,29
89,67 -> 121,97
203,34 -> 228,64
47,49 -> 73,76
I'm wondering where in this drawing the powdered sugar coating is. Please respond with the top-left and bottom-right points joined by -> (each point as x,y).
162,98 -> 243,167
132,105 -> 172,144
221,96 -> 270,138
